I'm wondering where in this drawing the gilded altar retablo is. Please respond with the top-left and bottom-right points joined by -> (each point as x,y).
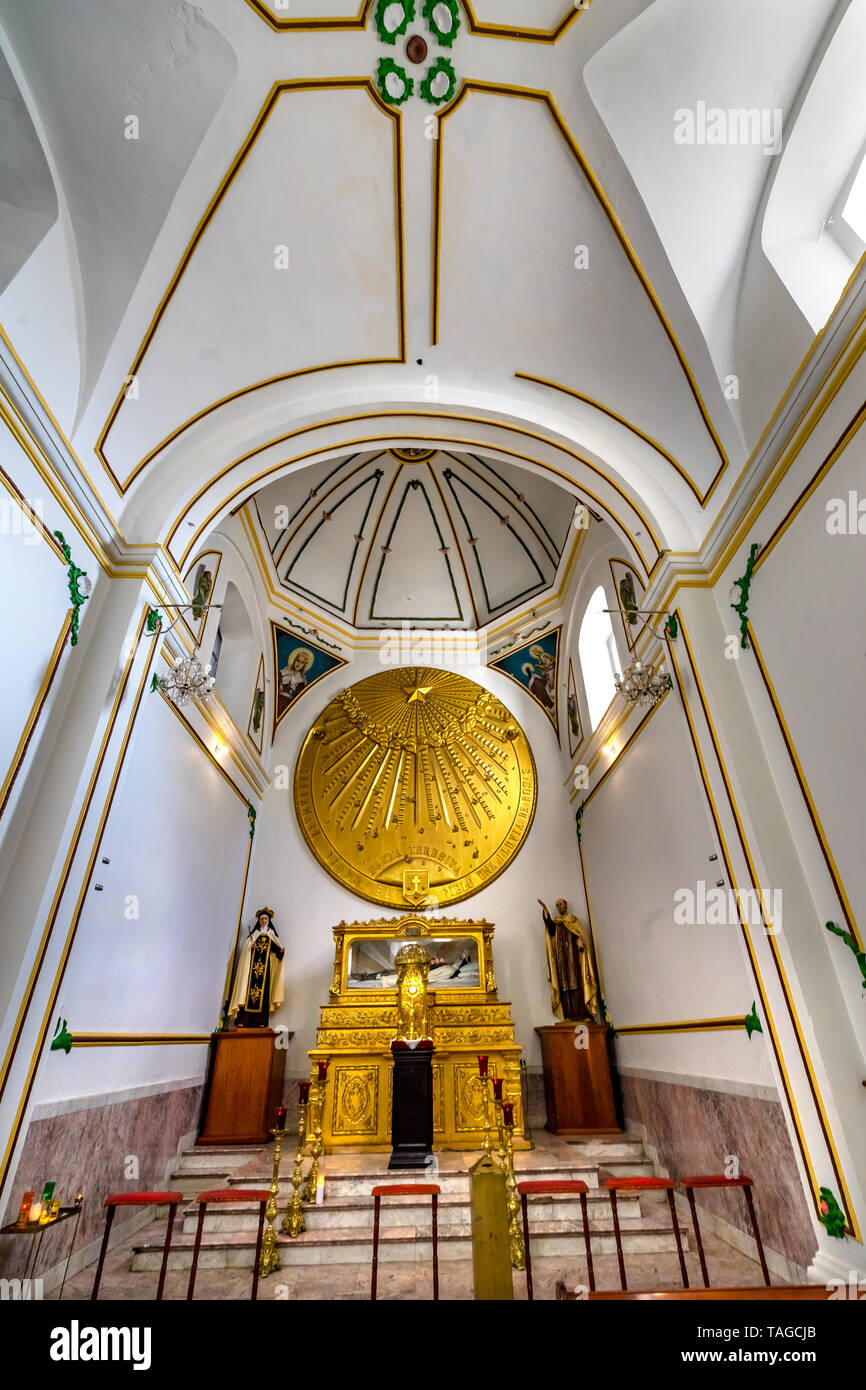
293,666 -> 537,907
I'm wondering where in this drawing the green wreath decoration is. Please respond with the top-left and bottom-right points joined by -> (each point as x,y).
423,0 -> 460,46
54,531 -> 91,646
729,541 -> 760,649
818,1188 -> 846,1239
420,56 -> 458,106
374,0 -> 415,44
376,57 -> 414,106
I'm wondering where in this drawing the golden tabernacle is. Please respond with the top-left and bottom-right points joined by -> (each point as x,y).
310,916 -> 527,1151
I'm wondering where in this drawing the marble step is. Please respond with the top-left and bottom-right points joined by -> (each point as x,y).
179,1146 -> 266,1173
133,1215 -> 689,1271
568,1139 -> 647,1159
214,1156 -> 651,1197
178,1189 -> 645,1236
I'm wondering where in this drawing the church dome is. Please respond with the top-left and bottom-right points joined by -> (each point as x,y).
250,449 -> 579,631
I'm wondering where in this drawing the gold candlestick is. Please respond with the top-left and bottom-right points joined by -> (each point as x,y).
302,1078 -> 324,1203
480,1074 -> 495,1161
259,1126 -> 285,1278
503,1112 -> 526,1270
493,1095 -> 507,1168
281,1100 -> 309,1238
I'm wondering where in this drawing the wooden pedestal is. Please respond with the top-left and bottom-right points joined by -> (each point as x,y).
199,1028 -> 285,1145
536,1023 -> 618,1134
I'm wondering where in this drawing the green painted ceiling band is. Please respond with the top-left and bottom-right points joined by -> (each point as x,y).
285,470 -> 384,612
369,477 -> 463,621
443,469 -> 548,615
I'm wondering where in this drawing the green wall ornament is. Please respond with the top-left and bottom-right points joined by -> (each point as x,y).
744,1001 -> 763,1038
54,531 -> 91,646
575,801 -> 585,844
825,921 -> 866,990
376,57 -> 414,106
248,803 -> 257,839
420,56 -> 457,105
423,0 -> 460,46
50,1018 -> 72,1054
374,0 -> 415,44
729,542 -> 760,649
664,613 -> 678,640
818,1188 -> 846,1238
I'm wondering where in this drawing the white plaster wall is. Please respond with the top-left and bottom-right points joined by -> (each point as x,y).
743,423 -> 866,941
0,497 -> 69,803
580,690 -> 775,1087
0,222 -> 81,433
31,685 -> 250,1103
245,648 -> 584,1071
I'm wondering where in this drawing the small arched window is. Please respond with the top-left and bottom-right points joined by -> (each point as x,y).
578,585 -> 621,731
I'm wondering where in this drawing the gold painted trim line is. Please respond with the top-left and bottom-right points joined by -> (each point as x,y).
156,651 -> 261,804
96,79 -> 407,491
0,325 -> 132,550
613,1018 -> 746,1036
241,507 -> 355,645
433,83 -> 729,476
696,306 -> 866,591
169,417 -> 663,576
0,612 -> 159,1190
571,675 -> 670,808
752,395 -> 866,577
244,0 -> 373,29
670,613 -> 859,1239
0,462 -> 69,560
515,372 -> 711,506
0,607 -> 151,1110
64,1033 -> 212,1048
462,0 -> 591,42
0,613 -> 72,820
748,628 -> 861,953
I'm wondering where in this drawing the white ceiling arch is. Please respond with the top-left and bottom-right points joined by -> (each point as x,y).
133,404 -> 670,591
1,0 -> 857,572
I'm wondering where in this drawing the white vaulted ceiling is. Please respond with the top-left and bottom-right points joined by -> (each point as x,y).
0,0 -> 860,577
251,448 -> 577,628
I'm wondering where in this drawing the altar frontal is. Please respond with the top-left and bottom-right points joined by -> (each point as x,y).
310,917 -> 526,1151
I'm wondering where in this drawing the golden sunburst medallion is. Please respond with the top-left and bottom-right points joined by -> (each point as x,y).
294,667 -> 537,908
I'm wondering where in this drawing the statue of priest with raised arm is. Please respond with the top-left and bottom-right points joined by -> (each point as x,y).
537,897 -> 600,1024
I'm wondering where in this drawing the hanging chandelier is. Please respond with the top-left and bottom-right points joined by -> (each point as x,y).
614,657 -> 672,708
157,654 -> 215,707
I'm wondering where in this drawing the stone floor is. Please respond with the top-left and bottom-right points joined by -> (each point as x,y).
61,1225 -> 778,1301
53,1131 -> 785,1300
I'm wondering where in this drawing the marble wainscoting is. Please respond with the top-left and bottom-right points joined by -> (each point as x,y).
0,1077 -> 205,1291
614,1065 -> 817,1280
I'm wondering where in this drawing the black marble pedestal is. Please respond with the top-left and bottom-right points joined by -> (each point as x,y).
388,1040 -> 434,1170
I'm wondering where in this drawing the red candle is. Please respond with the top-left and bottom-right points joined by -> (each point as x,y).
502,1101 -> 515,1128
492,1077 -> 503,1102
298,1081 -> 311,1104
317,1060 -> 328,1082
275,1106 -> 286,1131
477,1054 -> 489,1077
